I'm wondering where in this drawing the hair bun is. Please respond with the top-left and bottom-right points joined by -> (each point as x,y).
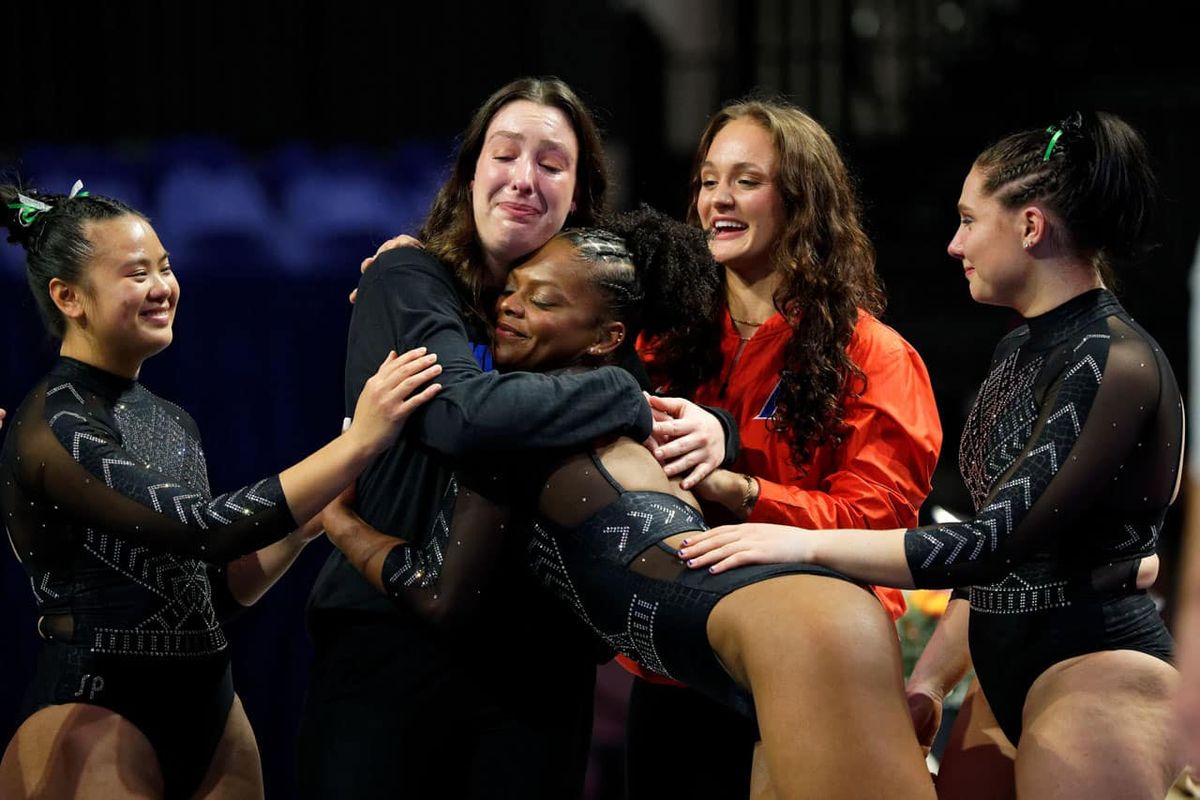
1,186 -> 74,252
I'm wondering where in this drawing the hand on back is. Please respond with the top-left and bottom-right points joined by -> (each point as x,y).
345,347 -> 442,456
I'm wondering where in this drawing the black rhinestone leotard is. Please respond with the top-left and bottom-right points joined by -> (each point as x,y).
903,289 -> 1178,742
0,357 -> 297,798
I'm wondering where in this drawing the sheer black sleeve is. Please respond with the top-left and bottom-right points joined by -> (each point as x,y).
376,469 -> 516,630
4,381 -> 296,566
206,562 -> 248,621
906,318 -> 1174,587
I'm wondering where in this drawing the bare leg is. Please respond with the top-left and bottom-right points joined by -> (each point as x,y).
1016,650 -> 1180,800
748,742 -> 778,800
707,574 -> 936,800
193,695 -> 263,800
934,679 -> 1015,800
0,703 -> 163,799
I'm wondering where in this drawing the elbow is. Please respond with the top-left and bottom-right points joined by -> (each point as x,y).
419,407 -> 480,459
225,585 -> 261,610
435,430 -> 473,460
196,540 -> 245,566
396,590 -> 481,633
429,598 -> 478,633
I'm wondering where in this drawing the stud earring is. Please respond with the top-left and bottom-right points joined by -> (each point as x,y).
1022,239 -> 1032,250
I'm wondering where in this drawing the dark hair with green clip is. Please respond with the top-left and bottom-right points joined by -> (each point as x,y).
974,111 -> 1159,287
1,183 -> 144,337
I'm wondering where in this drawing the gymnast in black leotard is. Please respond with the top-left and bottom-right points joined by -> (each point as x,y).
680,112 -> 1186,798
0,184 -> 439,800
525,445 -> 856,720
2,357 -> 290,797
321,206 -> 939,799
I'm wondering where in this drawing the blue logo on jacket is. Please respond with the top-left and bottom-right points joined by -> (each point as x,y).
755,380 -> 782,420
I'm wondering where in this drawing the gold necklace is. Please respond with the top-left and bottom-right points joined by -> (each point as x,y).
730,316 -> 764,327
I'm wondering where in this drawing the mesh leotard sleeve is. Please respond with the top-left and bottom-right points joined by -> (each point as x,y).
3,377 -> 296,567
906,316 -> 1176,587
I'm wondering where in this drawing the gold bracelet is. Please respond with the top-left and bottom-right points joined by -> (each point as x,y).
740,473 -> 758,513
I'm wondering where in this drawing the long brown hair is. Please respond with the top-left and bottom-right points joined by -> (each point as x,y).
688,100 -> 884,472
419,77 -> 609,318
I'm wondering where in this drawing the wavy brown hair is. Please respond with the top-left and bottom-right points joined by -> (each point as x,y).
419,76 -> 608,322
687,100 -> 884,472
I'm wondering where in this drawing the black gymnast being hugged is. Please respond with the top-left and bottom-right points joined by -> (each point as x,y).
679,112 -> 1186,799
320,206 -> 938,800
0,185 -> 441,800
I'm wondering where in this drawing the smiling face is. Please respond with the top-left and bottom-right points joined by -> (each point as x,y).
947,166 -> 1032,309
491,237 -> 615,372
471,100 -> 580,280
695,118 -> 788,279
66,215 -> 178,369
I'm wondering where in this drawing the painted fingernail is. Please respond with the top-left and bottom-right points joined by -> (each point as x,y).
686,559 -> 694,566
681,539 -> 689,545
708,566 -> 716,573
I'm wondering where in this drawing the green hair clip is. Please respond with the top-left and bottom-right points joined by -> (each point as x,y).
6,193 -> 52,227
1043,126 -> 1064,162
6,180 -> 89,227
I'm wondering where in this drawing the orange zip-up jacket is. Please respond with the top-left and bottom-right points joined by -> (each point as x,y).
619,309 -> 942,682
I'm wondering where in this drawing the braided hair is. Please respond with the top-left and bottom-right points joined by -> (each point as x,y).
975,111 -> 1159,286
560,206 -> 724,397
2,183 -> 143,337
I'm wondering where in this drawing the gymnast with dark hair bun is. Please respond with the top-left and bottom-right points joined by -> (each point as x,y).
679,111 -> 1186,798
320,206 -> 940,799
0,184 -> 441,799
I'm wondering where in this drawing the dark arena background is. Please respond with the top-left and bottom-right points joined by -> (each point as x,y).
2,2 -> 1197,798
